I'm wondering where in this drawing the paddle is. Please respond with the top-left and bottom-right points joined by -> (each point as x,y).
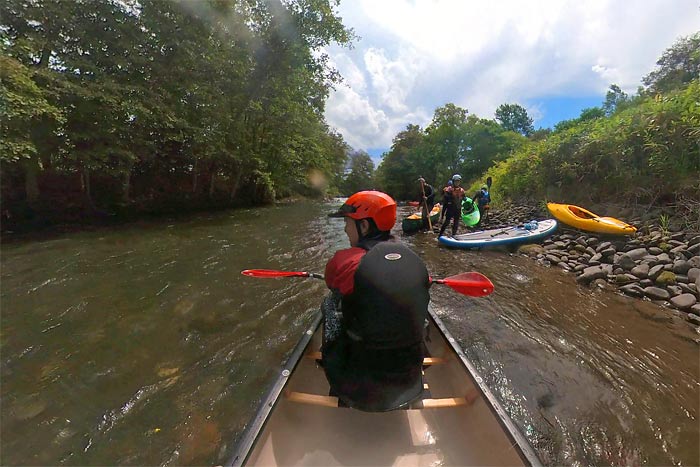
419,179 -> 434,232
484,177 -> 492,223
241,269 -> 494,297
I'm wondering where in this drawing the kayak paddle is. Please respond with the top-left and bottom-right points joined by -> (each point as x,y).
241,269 -> 494,297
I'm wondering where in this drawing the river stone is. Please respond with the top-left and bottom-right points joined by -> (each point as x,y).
631,263 -> 650,279
688,243 -> 700,255
667,285 -> 683,297
648,247 -> 663,255
670,294 -> 697,310
576,264 -> 612,284
656,253 -> 672,264
656,271 -> 677,286
679,283 -> 696,295
615,274 -> 637,285
675,275 -> 689,284
688,314 -> 700,325
648,264 -> 666,281
558,262 -> 572,271
688,268 -> 700,282
670,245 -> 687,255
600,247 -> 616,257
689,256 -> 700,269
689,304 -> 700,316
624,247 -> 649,261
689,235 -> 700,247
587,237 -> 599,246
518,244 -> 545,256
640,279 -> 654,287
574,264 -> 587,272
617,254 -> 637,271
596,241 -> 612,252
620,284 -> 644,298
543,244 -> 560,251
613,267 -> 625,275
673,260 -> 692,275
643,286 -> 670,301
546,254 -> 560,263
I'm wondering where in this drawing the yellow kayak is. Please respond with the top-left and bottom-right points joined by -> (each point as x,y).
547,203 -> 636,235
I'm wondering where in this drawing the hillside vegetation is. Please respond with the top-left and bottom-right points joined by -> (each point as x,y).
373,33 -> 699,229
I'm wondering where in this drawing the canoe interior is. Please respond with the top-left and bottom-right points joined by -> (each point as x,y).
232,309 -> 539,466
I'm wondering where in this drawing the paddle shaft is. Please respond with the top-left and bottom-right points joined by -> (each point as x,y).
420,180 -> 433,231
241,269 -> 493,297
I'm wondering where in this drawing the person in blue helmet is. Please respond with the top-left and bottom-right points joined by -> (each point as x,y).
438,174 -> 465,238
472,183 -> 491,226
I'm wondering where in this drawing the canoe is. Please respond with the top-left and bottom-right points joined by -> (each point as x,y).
438,219 -> 557,249
228,307 -> 541,467
547,203 -> 636,235
461,198 -> 480,227
401,203 -> 441,233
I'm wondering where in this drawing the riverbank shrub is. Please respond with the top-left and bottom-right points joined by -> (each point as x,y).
475,80 -> 700,214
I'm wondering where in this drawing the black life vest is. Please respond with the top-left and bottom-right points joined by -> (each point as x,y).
342,242 -> 430,349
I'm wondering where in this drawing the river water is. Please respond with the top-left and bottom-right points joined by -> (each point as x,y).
1,200 -> 698,466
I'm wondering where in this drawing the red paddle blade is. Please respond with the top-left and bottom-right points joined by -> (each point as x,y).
432,272 -> 494,297
241,269 -> 309,278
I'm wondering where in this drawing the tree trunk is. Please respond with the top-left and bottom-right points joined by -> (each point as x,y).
122,170 -> 131,204
209,172 -> 216,198
80,167 -> 95,210
230,171 -> 241,201
192,159 -> 199,193
23,155 -> 41,207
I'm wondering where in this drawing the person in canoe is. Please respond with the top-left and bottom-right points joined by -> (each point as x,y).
472,183 -> 491,226
440,180 -> 453,222
438,174 -> 465,238
417,177 -> 435,231
325,190 -> 431,411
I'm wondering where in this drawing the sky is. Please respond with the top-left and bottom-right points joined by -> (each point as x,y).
322,0 -> 700,161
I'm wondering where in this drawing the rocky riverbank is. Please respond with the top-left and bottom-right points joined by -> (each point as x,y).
472,203 -> 700,329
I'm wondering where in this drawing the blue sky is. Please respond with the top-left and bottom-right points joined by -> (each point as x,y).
322,0 -> 699,163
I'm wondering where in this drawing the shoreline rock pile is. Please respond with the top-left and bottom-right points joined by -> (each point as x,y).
459,202 -> 700,327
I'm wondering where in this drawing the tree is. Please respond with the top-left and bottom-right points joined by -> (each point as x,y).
642,32 -> 700,94
342,151 -> 375,194
495,103 -> 534,136
375,124 -> 423,199
579,107 -> 606,121
603,85 -> 629,116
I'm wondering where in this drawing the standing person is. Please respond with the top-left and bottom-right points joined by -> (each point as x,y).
440,180 -> 453,222
472,184 -> 491,226
417,177 -> 435,231
324,191 -> 431,411
438,174 -> 465,238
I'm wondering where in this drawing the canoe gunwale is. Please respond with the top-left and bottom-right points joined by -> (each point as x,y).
227,312 -> 323,467
427,308 -> 542,467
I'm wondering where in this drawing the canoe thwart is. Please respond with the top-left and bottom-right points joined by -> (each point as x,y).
285,390 -> 469,409
305,351 -> 447,365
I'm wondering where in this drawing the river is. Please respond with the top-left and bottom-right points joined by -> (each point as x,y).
1,200 -> 698,466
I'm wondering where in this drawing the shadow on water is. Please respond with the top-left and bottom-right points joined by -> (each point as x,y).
1,201 -> 698,465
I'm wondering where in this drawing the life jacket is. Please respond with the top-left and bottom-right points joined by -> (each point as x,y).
479,189 -> 491,206
322,241 -> 429,411
342,242 -> 430,349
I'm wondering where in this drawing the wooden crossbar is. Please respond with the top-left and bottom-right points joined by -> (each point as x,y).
305,351 -> 446,365
285,391 -> 470,409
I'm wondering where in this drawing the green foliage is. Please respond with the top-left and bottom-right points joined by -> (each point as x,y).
643,32 -> 700,94
341,151 -> 375,194
495,103 -> 534,136
0,56 -> 64,162
480,80 -> 700,205
0,0 -> 354,221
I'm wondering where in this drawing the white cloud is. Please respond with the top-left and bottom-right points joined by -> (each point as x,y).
324,0 -> 700,151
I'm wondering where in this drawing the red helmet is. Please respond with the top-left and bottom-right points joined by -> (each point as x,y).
328,191 -> 397,231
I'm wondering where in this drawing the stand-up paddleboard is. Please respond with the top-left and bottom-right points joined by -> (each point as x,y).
438,219 -> 557,249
